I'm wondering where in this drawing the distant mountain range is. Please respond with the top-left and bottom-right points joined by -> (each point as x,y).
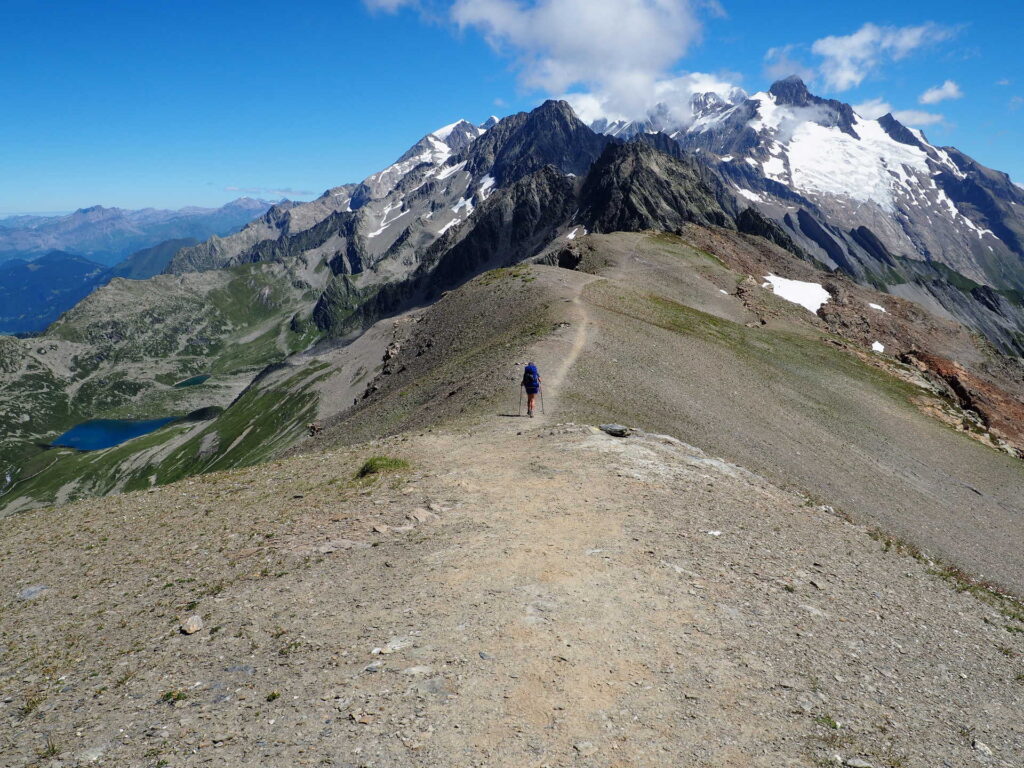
0,239 -> 202,334
0,197 -> 273,265
0,197 -> 273,333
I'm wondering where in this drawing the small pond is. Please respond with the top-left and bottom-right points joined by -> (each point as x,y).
173,374 -> 211,388
52,417 -> 176,451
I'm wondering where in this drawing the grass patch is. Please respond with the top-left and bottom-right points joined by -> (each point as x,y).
355,456 -> 410,478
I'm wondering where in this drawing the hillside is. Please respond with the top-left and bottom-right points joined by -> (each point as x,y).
4,264 -> 1019,765
0,252 -> 109,334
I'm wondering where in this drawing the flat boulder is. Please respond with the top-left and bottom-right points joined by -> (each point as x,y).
599,424 -> 631,437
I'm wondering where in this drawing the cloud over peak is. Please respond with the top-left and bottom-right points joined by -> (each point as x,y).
919,79 -> 963,104
810,22 -> 955,91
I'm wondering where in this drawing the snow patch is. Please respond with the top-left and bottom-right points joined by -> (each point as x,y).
452,197 -> 474,216
785,117 -> 930,212
762,156 -> 786,180
763,274 -> 830,314
432,120 -> 468,141
868,303 -> 887,313
478,175 -> 496,200
871,341 -> 885,353
566,227 -> 580,240
438,217 -> 461,235
436,161 -> 467,181
736,188 -> 765,203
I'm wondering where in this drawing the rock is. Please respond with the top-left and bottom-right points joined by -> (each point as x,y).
317,539 -> 370,554
401,665 -> 433,676
180,615 -> 204,635
479,651 -> 495,660
372,524 -> 389,533
844,759 -> 874,768
407,508 -> 439,524
17,584 -> 49,600
599,424 -> 630,437
574,741 -> 598,756
973,740 -> 993,756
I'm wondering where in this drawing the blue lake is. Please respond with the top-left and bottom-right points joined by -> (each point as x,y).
174,374 -> 211,388
52,417 -> 176,451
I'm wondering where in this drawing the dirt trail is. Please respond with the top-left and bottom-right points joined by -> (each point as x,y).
536,280 -> 598,417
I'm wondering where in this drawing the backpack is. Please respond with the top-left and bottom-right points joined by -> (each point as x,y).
522,365 -> 539,388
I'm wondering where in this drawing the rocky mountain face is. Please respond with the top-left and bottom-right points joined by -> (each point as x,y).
588,77 -> 1024,354
0,197 -> 272,264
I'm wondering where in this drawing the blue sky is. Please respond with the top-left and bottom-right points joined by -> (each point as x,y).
1,0 -> 1021,212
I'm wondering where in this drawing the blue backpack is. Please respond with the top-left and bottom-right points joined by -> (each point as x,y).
522,364 -> 539,388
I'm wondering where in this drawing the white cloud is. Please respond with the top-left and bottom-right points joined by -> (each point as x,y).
853,98 -> 893,119
919,79 -> 963,104
853,98 -> 943,126
363,0 -> 738,124
891,109 -> 944,126
224,185 -> 314,198
996,78 -> 1011,86
563,71 -> 740,125
363,0 -> 419,11
764,44 -> 817,83
452,1 -> 702,95
810,22 -> 954,91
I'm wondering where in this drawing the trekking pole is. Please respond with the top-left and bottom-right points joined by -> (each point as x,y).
540,386 -> 545,414
519,385 -> 523,416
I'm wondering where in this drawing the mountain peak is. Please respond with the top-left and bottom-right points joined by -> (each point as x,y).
768,76 -> 813,107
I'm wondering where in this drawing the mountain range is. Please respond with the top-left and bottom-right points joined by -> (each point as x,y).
0,197 -> 275,333
0,197 -> 272,265
2,78 -> 1023,519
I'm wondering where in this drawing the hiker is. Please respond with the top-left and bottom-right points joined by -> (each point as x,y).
522,362 -> 541,417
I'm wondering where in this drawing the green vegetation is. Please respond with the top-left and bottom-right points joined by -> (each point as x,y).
356,456 -> 410,478
160,689 -> 187,703
814,714 -> 840,730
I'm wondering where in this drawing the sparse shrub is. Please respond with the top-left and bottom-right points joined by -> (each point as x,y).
355,456 -> 409,478
266,690 -> 280,701
814,714 -> 839,730
160,689 -> 187,703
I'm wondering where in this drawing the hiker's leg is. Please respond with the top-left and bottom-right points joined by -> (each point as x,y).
527,393 -> 536,414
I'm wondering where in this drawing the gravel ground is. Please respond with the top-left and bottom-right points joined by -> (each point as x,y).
1,423 -> 1022,767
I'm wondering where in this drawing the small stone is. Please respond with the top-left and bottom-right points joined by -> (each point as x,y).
479,651 -> 495,660
973,740 -> 993,756
364,661 -> 385,673
401,665 -> 433,676
599,424 -> 630,437
180,615 -> 204,635
372,524 -> 389,533
574,741 -> 598,756
407,508 -> 439,524
17,584 -> 49,601
844,759 -> 874,768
